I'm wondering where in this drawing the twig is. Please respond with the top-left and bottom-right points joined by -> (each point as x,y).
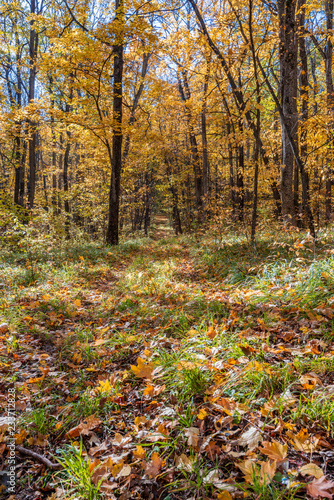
16,445 -> 62,470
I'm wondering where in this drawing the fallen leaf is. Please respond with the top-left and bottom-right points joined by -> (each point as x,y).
197,409 -> 207,420
133,445 -> 146,460
131,357 -> 154,380
116,464 -> 131,478
67,416 -> 102,439
237,459 -> 276,486
289,429 -> 319,453
184,427 -> 199,447
236,426 -> 262,451
300,374 -> 322,390
207,326 -> 218,339
259,441 -> 287,463
144,452 -> 163,478
112,433 -> 132,448
299,463 -> 324,479
176,453 -> 193,471
218,493 -> 233,500
134,416 -> 147,428
307,476 -> 334,499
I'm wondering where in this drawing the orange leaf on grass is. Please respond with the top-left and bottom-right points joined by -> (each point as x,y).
131,357 -> 154,380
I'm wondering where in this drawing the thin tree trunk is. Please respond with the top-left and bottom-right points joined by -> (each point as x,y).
106,0 -> 124,245
201,54 -> 211,219
297,0 -> 309,225
249,0 -> 261,242
177,70 -> 203,220
28,0 -> 38,209
325,0 -> 334,221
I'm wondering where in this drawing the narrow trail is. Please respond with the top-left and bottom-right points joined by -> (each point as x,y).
153,213 -> 175,240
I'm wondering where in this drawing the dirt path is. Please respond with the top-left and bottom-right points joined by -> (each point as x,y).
153,213 -> 175,239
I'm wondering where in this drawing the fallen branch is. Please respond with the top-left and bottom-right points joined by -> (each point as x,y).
16,445 -> 62,470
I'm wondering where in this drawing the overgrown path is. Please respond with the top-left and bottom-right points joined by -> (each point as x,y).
153,213 -> 175,240
1,231 -> 334,499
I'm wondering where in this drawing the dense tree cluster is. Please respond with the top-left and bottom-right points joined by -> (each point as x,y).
1,0 -> 334,243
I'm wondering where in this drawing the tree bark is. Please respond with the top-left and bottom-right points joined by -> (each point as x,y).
201,54 -> 211,218
297,0 -> 309,225
106,0 -> 124,245
278,0 -> 298,225
27,0 -> 39,209
177,69 -> 203,219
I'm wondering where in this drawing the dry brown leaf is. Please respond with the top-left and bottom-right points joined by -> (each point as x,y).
306,476 -> 334,499
300,374 -> 322,390
289,429 -> 319,453
299,463 -> 324,479
67,415 -> 102,439
184,427 -> 199,447
236,426 -> 262,450
89,441 -> 109,457
144,452 -> 163,478
116,464 -> 131,478
176,453 -> 193,471
91,465 -> 109,485
237,459 -> 276,486
207,326 -> 218,339
112,433 -> 132,448
134,416 -> 147,428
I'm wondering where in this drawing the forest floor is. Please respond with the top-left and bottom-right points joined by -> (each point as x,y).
1,225 -> 334,500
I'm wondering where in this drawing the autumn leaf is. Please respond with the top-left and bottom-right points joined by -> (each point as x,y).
134,415 -> 147,428
207,325 -> 218,339
236,426 -> 262,450
289,429 -> 319,453
306,476 -> 334,499
300,374 -> 322,390
184,427 -> 200,447
197,408 -> 207,420
112,433 -> 132,448
131,357 -> 154,380
144,452 -> 163,478
133,445 -> 146,460
176,453 -> 193,471
237,459 -> 276,486
259,440 -> 287,463
218,492 -> 233,500
299,463 -> 324,479
67,415 -> 102,438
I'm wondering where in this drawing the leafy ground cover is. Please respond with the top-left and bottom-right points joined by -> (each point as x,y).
1,223 -> 334,499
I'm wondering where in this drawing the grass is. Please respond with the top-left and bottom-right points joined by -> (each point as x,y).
55,442 -> 103,500
2,224 -> 334,499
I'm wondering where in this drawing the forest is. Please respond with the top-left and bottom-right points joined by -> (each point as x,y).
1,0 -> 334,498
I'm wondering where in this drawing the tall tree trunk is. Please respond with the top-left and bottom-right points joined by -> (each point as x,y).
106,0 -> 124,245
278,0 -> 298,225
177,70 -> 203,220
249,0 -> 261,242
201,54 -> 211,219
28,0 -> 38,209
325,0 -> 334,222
297,0 -> 309,225
237,118 -> 245,221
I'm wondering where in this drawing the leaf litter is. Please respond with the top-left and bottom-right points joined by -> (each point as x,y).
1,234 -> 334,499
